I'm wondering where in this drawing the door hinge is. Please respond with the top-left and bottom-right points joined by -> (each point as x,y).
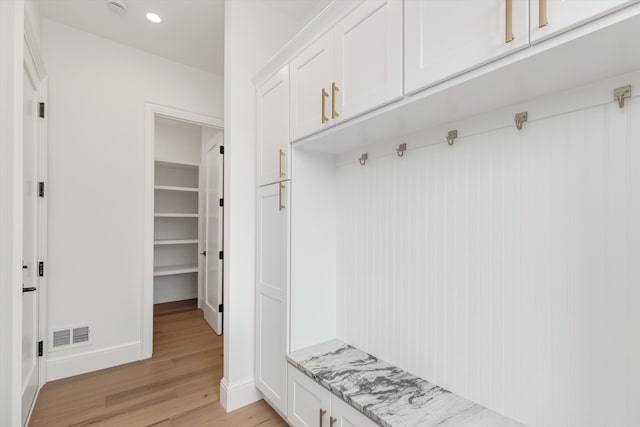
39,102 -> 45,118
38,341 -> 43,357
38,182 -> 45,198
38,261 -> 44,277
218,304 -> 223,313
219,146 -> 224,155
219,198 -> 224,207
218,251 -> 223,260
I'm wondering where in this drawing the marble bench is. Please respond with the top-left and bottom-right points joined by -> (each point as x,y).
287,340 -> 525,427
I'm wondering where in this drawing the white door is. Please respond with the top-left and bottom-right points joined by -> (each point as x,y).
22,56 -> 40,426
333,0 -> 403,121
256,182 -> 289,413
290,31 -> 334,141
329,397 -> 377,427
287,364 -> 331,427
257,66 -> 290,186
530,0 -> 639,43
405,0 -> 529,94
202,136 -> 223,335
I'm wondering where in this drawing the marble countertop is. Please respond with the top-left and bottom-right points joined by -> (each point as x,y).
287,340 -> 525,427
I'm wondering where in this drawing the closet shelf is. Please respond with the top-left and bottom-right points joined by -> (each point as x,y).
155,159 -> 200,169
154,239 -> 198,246
154,213 -> 199,218
154,264 -> 198,277
154,185 -> 199,192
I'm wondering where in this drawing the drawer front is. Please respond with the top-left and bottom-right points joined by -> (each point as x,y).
288,364 -> 331,427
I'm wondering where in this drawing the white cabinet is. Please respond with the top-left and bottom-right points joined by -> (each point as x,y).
288,364 -> 377,427
530,0 -> 639,43
333,0 -> 403,122
257,66 -> 290,186
256,182 -> 289,414
290,0 -> 402,141
404,0 -> 530,94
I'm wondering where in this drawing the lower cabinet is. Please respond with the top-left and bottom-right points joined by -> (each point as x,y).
256,182 -> 290,414
287,364 -> 377,427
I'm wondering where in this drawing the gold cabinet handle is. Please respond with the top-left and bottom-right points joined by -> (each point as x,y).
331,82 -> 339,119
321,88 -> 329,124
505,0 -> 514,43
329,416 -> 337,427
539,0 -> 548,28
279,149 -> 286,178
279,183 -> 285,211
319,408 -> 327,427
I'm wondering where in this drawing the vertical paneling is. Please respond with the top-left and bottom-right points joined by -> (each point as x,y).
335,101 -> 640,427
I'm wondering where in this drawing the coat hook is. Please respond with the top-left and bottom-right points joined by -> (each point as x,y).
396,143 -> 407,157
446,130 -> 458,146
614,85 -> 631,109
514,112 -> 528,131
359,153 -> 368,166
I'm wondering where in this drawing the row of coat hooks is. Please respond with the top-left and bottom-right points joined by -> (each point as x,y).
358,84 -> 632,166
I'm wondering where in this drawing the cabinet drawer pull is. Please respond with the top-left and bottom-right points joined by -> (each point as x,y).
539,0 -> 548,28
279,149 -> 286,178
279,182 -> 285,211
330,416 -> 337,427
319,408 -> 327,427
331,82 -> 340,119
505,0 -> 514,43
321,88 -> 329,124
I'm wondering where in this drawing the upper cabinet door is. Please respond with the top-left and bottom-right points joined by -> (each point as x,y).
405,0 -> 529,95
530,0 -> 639,43
257,66 -> 290,187
290,32 -> 333,142
333,0 -> 403,122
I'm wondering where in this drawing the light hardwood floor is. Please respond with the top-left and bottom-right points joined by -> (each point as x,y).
29,301 -> 288,427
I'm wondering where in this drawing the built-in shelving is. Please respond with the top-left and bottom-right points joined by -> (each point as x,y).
154,185 -> 199,192
155,159 -> 200,168
154,213 -> 199,218
153,264 -> 199,277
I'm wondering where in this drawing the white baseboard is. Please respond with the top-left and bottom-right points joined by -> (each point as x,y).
46,341 -> 140,381
220,377 -> 263,412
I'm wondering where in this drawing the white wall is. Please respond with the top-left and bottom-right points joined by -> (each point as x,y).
222,0 -> 309,411
0,2 -> 25,425
43,20 -> 223,381
335,90 -> 640,426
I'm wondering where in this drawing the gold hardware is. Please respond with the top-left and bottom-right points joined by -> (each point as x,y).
331,82 -> 339,119
279,149 -> 286,178
505,0 -> 514,43
321,88 -> 329,123
279,183 -> 285,211
319,408 -> 327,427
539,0 -> 548,28
330,416 -> 337,427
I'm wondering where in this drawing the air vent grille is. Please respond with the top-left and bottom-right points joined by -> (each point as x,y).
73,326 -> 90,344
53,329 -> 71,348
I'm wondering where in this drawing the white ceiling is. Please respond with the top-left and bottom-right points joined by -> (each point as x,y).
40,0 -> 332,76
40,0 -> 225,75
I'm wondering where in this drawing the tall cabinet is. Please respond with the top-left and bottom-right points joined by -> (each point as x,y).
255,65 -> 290,414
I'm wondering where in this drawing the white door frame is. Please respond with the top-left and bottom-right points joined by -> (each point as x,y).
142,103 -> 223,359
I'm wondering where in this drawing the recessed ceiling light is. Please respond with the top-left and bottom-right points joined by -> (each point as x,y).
146,12 -> 162,24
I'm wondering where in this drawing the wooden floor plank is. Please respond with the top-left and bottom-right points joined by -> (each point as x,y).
29,308 -> 285,427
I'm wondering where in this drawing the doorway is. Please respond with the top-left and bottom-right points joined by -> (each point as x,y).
142,104 -> 224,359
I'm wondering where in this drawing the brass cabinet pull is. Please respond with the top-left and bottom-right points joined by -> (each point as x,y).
319,408 -> 327,427
539,0 -> 548,28
279,183 -> 285,211
279,149 -> 286,178
329,416 -> 337,427
505,0 -> 514,43
331,82 -> 340,119
321,88 -> 329,123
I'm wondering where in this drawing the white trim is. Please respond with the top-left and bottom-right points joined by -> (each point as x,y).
219,377 -> 263,412
23,10 -> 45,80
46,342 -> 141,382
142,102 -> 223,360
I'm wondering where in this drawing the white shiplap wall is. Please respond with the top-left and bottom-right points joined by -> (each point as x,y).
335,100 -> 640,426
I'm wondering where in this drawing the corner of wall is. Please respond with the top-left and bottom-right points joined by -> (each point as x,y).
219,376 -> 263,413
